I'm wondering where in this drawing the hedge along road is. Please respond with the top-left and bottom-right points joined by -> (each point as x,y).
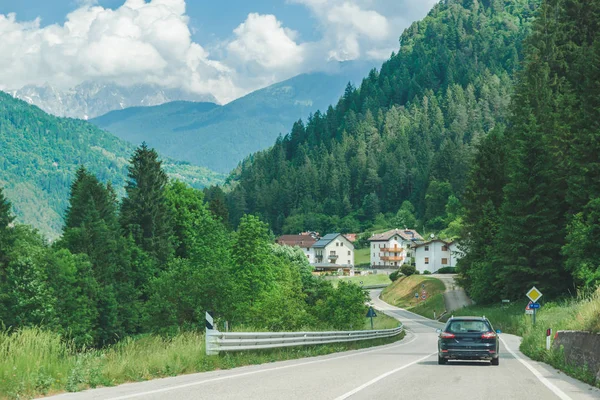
48,291 -> 600,400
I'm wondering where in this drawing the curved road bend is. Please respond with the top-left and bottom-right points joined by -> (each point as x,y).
48,290 -> 600,400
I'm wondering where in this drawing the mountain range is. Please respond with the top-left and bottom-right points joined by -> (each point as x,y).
91,62 -> 375,173
9,82 -> 216,120
0,91 -> 223,239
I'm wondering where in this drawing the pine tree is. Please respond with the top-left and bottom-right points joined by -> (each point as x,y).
457,127 -> 508,300
120,143 -> 174,264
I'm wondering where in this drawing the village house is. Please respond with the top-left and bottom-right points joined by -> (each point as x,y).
414,239 -> 462,273
275,234 -> 317,263
311,233 -> 354,271
368,229 -> 424,268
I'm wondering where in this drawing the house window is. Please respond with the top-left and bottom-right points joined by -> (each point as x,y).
424,246 -> 429,251
348,251 -> 351,256
330,251 -> 336,255
442,258 -> 448,265
425,257 -> 429,265
372,253 -> 375,258
336,242 -> 339,246
442,245 -> 449,251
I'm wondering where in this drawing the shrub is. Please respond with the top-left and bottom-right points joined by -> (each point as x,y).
423,270 -> 431,275
389,270 -> 401,282
437,267 -> 456,274
400,264 -> 416,276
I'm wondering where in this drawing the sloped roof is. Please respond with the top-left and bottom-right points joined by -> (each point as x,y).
413,239 -> 451,249
368,229 -> 424,242
312,233 -> 341,248
276,235 -> 317,248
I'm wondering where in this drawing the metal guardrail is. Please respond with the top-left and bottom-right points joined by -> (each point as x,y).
205,313 -> 403,355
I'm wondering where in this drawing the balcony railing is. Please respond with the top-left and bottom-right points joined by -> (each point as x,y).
381,256 -> 404,262
381,247 -> 405,253
328,254 -> 339,260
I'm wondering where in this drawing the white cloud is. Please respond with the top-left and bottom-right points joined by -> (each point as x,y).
289,0 -> 436,61
0,0 -> 439,104
0,0 -> 240,103
228,13 -> 304,70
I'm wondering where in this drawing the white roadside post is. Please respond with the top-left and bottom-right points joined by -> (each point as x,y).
546,328 -> 552,350
205,311 -> 219,356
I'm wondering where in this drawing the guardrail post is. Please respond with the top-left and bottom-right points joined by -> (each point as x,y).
205,311 -> 219,355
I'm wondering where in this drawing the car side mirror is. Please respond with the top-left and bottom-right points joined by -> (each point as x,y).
496,330 -> 501,334
436,329 -> 442,334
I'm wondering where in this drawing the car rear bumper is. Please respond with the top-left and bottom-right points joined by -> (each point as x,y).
439,349 -> 497,360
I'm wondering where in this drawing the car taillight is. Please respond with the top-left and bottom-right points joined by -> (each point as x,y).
440,332 -> 455,339
481,332 -> 496,339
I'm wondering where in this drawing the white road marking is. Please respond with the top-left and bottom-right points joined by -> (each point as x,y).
499,337 -> 572,400
105,333 -> 421,400
333,352 -> 437,400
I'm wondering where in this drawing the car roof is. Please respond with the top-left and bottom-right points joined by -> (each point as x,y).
448,316 -> 488,321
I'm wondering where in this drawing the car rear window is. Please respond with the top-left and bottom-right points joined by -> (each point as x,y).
447,320 -> 491,333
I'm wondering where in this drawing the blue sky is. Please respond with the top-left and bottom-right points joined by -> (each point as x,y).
0,0 -> 438,102
0,0 -> 318,43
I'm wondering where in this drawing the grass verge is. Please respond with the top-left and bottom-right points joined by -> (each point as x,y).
0,320 -> 405,399
380,275 -> 446,318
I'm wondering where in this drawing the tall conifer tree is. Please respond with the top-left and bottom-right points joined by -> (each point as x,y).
120,143 -> 174,264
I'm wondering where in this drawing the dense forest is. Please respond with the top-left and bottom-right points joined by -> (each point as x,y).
225,0 -> 600,303
226,0 -> 539,235
0,145 -> 367,347
459,0 -> 600,302
0,92 -> 224,239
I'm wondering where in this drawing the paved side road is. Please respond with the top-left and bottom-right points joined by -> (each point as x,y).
432,274 -> 473,312
47,290 -> 600,400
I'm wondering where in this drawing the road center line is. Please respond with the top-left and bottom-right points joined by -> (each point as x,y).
499,337 -> 572,400
105,333 -> 420,400
333,352 -> 437,400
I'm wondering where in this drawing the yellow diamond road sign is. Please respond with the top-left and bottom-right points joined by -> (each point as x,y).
526,286 -> 543,303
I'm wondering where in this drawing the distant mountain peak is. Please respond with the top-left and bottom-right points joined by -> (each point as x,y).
7,82 -> 217,119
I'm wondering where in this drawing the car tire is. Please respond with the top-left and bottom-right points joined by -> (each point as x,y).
491,357 -> 499,366
438,356 -> 447,365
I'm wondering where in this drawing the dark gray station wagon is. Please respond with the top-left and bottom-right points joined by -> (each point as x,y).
437,316 -> 500,365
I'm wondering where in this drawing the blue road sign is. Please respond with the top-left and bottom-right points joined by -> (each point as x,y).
366,307 -> 377,318
530,303 -> 541,309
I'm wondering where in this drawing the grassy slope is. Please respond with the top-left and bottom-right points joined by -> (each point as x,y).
381,275 -> 446,311
354,248 -> 370,264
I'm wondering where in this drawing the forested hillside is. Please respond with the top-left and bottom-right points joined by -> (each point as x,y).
0,92 -> 224,238
91,63 -> 374,173
0,147 -> 367,349
459,0 -> 600,302
226,0 -> 539,234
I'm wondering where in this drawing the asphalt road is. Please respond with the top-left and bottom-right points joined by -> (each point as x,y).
48,290 -> 600,400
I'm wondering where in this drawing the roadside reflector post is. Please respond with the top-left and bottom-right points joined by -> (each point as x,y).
546,328 -> 552,350
205,311 -> 219,355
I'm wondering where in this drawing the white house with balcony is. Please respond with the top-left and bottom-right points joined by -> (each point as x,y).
368,229 -> 424,268
311,233 -> 354,270
414,240 -> 462,273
